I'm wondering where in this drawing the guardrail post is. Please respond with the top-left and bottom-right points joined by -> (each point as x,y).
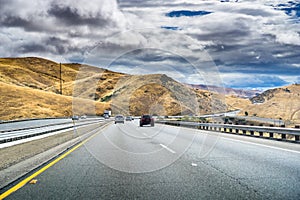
250,130 -> 254,136
242,130 -> 246,135
295,135 -> 299,142
281,134 -> 286,140
259,131 -> 263,137
269,132 -> 273,138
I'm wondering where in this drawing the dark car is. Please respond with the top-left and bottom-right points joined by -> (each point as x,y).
140,115 -> 154,127
71,115 -> 79,120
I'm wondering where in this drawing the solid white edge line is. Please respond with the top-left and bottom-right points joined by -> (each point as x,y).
222,137 -> 300,154
160,144 -> 176,154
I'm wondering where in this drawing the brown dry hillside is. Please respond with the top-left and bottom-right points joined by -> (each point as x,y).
0,82 -> 110,120
241,84 -> 300,124
0,57 -> 124,98
3,56 -> 290,121
108,74 -> 233,116
0,57 -> 122,120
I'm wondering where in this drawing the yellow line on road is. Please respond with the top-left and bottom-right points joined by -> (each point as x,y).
0,126 -> 103,199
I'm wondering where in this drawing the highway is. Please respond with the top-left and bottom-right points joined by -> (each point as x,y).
2,120 -> 300,199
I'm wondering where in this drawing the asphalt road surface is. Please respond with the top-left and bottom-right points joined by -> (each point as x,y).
3,120 -> 300,199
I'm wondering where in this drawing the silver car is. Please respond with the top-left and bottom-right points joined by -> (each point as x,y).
114,115 -> 124,124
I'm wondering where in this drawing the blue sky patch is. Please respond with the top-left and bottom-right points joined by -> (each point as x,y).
275,2 -> 300,18
161,26 -> 181,30
224,75 -> 289,89
166,10 -> 212,18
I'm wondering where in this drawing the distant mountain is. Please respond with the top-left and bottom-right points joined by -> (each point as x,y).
186,84 -> 262,98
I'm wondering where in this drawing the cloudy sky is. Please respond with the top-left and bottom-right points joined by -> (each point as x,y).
0,0 -> 299,90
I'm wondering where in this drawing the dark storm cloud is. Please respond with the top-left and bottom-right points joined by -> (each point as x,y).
209,43 -> 300,77
47,4 -> 109,26
18,44 -> 47,53
0,12 -> 50,33
0,16 -> 30,28
0,15 -> 45,32
191,29 -> 250,43
127,49 -> 187,64
18,36 -> 86,55
45,37 -> 69,54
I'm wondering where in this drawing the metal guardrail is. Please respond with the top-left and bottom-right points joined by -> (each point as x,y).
0,119 -> 105,144
157,121 -> 300,143
0,118 -> 103,133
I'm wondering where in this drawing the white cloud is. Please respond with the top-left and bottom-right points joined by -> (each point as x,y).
0,0 -> 299,89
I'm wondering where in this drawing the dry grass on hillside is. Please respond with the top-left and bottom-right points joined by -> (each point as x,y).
109,74 -> 202,116
0,82 -> 109,120
128,83 -> 183,116
225,95 -> 252,111
0,57 -> 124,100
0,57 -> 78,94
0,57 -> 122,120
240,84 -> 300,124
1,57 -> 298,123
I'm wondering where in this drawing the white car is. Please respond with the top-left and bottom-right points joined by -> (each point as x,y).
115,115 -> 124,124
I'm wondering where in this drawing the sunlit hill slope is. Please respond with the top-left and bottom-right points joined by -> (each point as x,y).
0,57 -> 239,120
0,57 -> 298,124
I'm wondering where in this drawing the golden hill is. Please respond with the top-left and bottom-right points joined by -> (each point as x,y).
0,57 -> 121,120
105,73 -> 240,116
0,57 -> 238,120
0,82 -> 110,120
241,84 -> 300,124
1,57 -> 298,125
